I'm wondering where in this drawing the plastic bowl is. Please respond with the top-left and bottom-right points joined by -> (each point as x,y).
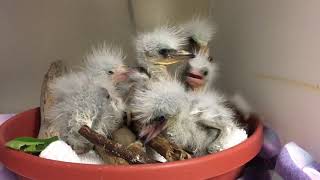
0,108 -> 263,180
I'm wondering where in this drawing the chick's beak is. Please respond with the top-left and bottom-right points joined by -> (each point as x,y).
171,50 -> 195,59
186,69 -> 205,89
153,50 -> 194,66
139,117 -> 167,144
113,66 -> 129,82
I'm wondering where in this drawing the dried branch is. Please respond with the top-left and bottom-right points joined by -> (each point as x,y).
148,135 -> 191,161
95,146 -> 129,165
79,125 -> 156,164
130,121 -> 191,162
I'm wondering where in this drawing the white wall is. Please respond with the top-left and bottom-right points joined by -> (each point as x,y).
0,0 -> 210,113
211,0 -> 320,160
0,0 -> 134,112
132,0 -> 209,31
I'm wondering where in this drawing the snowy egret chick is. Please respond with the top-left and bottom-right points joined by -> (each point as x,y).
49,72 -> 123,154
135,25 -> 194,81
180,17 -> 218,90
129,78 -> 190,143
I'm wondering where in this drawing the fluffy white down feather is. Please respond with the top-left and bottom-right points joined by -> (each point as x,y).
40,140 -> 103,164
222,128 -> 247,150
135,25 -> 187,75
229,93 -> 253,120
135,25 -> 186,59
84,44 -> 125,77
48,71 -> 123,153
130,78 -> 247,156
181,17 -> 216,46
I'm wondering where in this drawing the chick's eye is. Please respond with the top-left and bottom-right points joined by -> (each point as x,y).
203,70 -> 208,76
107,70 -> 114,75
158,49 -> 169,56
208,56 -> 214,63
158,115 -> 166,122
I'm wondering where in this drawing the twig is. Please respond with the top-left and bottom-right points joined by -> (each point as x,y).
79,125 -> 156,164
148,135 -> 191,161
130,122 -> 191,161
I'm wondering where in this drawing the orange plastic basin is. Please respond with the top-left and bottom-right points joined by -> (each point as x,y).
0,108 -> 263,180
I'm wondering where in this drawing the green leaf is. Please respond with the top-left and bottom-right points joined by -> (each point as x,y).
5,136 -> 59,153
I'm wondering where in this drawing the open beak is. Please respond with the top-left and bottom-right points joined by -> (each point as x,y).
139,118 -> 167,144
186,69 -> 205,89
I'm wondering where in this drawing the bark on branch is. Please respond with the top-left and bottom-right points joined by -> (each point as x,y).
79,125 -> 156,164
130,121 -> 191,162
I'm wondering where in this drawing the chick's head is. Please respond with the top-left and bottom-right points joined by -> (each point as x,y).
186,49 -> 217,90
130,78 -> 189,143
84,44 -> 129,86
135,25 -> 194,69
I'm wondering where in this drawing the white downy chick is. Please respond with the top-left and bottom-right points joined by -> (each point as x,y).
49,72 -> 122,154
84,44 -> 130,102
187,91 -> 247,154
129,78 -> 190,143
130,77 -> 247,156
186,49 -> 217,91
135,25 -> 194,81
40,140 -> 103,164
180,17 -> 218,90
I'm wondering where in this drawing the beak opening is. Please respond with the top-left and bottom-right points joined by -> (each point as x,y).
139,119 -> 167,144
186,70 -> 205,89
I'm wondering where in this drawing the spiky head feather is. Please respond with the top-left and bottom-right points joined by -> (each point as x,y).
135,25 -> 187,66
182,17 -> 216,46
84,44 -> 125,76
130,78 -> 188,125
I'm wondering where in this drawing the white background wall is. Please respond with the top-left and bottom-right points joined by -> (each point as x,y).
0,0 -> 134,112
211,0 -> 320,160
0,0 -> 209,113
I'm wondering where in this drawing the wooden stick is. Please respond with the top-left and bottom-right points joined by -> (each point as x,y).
95,146 -> 129,165
148,135 -> 191,162
38,60 -> 68,138
130,122 -> 191,162
79,125 -> 156,164
95,127 -> 136,165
